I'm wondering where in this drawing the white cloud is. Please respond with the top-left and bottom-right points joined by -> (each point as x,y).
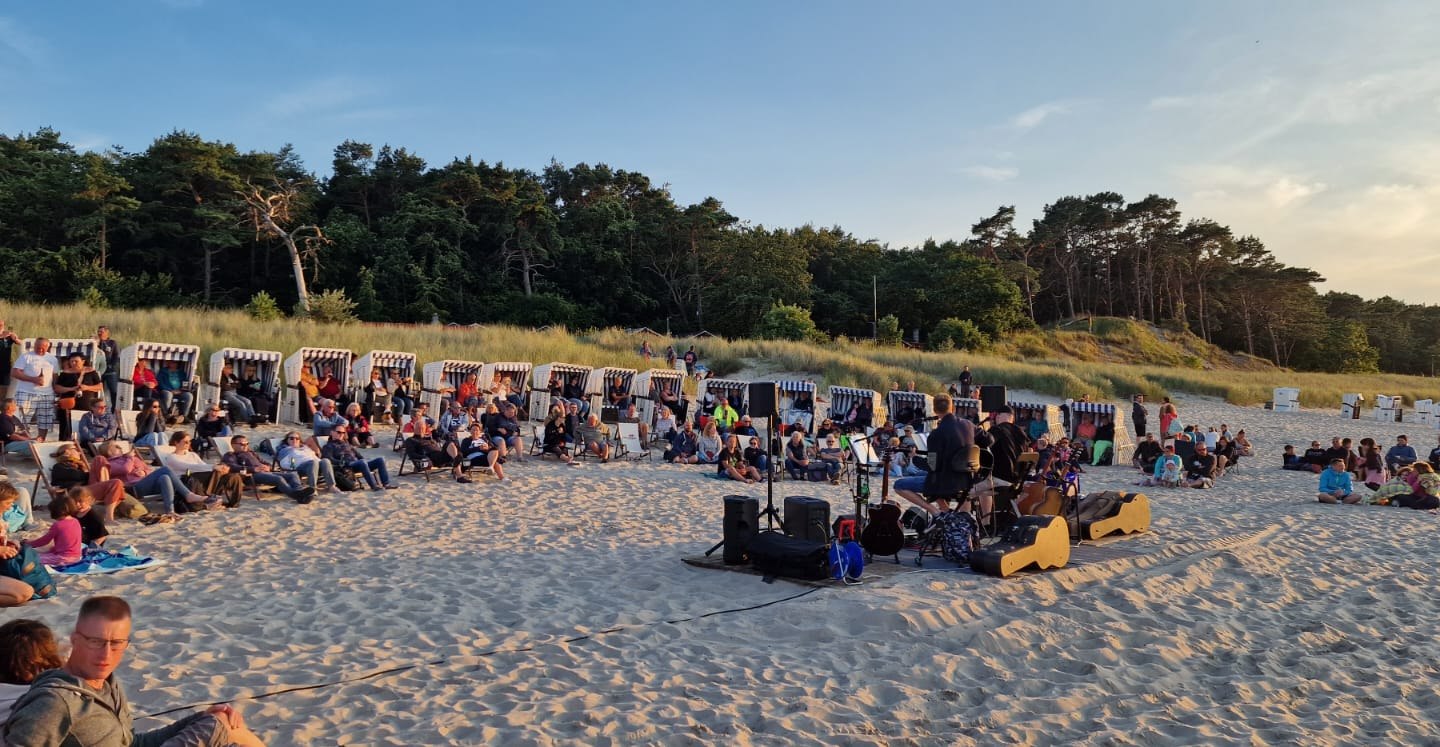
1264,177 -> 1327,208
959,165 -> 1018,182
1011,101 -> 1069,130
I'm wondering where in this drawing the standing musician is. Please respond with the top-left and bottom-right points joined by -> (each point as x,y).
895,394 -> 993,518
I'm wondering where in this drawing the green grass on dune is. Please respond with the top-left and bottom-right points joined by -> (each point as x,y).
4,302 -> 1438,408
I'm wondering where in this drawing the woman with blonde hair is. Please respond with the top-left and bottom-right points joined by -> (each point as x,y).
697,421 -> 722,464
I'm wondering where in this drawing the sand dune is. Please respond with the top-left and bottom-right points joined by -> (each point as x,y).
3,394 -> 1437,745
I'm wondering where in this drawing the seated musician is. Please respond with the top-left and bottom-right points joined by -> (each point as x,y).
895,393 -> 993,522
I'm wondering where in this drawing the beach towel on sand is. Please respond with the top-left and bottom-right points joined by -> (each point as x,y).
49,546 -> 163,575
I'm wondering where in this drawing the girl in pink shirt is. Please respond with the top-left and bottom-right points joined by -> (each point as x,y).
26,489 -> 82,566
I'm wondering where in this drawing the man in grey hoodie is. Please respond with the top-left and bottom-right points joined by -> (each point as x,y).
3,595 -> 258,746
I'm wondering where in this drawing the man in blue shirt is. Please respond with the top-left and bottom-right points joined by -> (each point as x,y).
157,361 -> 193,424
1317,459 -> 1356,504
1385,435 -> 1417,473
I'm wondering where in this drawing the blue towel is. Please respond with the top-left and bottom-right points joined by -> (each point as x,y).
50,546 -> 163,575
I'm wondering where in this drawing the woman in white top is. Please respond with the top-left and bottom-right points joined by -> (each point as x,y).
163,431 -> 241,508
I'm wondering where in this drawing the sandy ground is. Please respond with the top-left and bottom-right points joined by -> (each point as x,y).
3,394 -> 1439,745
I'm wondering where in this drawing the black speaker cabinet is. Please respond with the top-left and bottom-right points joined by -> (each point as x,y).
980,385 -> 1007,413
783,495 -> 831,544
748,382 -> 778,420
723,495 -> 759,564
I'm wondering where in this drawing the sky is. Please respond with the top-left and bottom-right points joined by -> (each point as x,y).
2,1 -> 1438,302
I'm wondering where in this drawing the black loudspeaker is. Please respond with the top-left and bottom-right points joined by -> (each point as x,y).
980,385 -> 1007,412
723,495 -> 759,565
748,531 -> 830,580
748,382 -> 778,420
783,496 -> 831,544
601,406 -> 620,424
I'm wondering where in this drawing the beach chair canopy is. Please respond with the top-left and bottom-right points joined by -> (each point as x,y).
421,359 -> 484,411
479,362 -> 533,397
352,350 -> 416,400
203,348 -> 282,413
886,391 -> 934,432
118,342 -> 201,410
1067,401 -> 1134,457
586,367 -> 637,396
699,379 -> 750,416
281,347 -> 355,424
533,363 -> 593,392
23,338 -> 97,365
827,386 -> 884,424
1007,400 -> 1065,442
633,368 -> 685,427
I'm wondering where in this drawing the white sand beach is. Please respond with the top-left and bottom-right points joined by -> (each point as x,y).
4,394 -> 1438,745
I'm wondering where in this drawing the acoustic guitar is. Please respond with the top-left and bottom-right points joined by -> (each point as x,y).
860,447 -> 905,557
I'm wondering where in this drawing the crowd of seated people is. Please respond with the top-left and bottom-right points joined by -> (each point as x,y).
1284,432 -> 1440,509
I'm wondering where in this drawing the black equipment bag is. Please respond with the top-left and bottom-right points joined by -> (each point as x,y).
748,531 -> 831,580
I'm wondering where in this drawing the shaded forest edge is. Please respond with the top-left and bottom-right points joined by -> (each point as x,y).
1,127 -> 1434,376
5,302 -> 1440,411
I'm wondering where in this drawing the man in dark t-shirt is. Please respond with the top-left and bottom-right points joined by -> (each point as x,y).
97,325 -> 120,407
0,319 -> 18,400
986,406 -> 1029,485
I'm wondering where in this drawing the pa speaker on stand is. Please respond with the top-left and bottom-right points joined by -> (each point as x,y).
980,385 -> 1007,413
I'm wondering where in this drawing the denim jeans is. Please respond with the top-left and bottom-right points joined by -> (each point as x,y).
135,432 -> 165,447
348,458 -> 391,488
294,458 -> 336,489
101,371 -> 119,408
159,390 -> 194,419
222,392 -> 255,420
132,466 -> 193,513
392,395 -> 414,419
253,470 -> 303,493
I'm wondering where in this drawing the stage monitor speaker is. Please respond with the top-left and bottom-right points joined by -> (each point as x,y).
722,495 -> 760,565
980,385 -> 1007,413
783,496 -> 831,544
748,382 -> 778,420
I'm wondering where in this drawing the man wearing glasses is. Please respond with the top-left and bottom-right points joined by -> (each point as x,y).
220,435 -> 315,503
3,595 -> 265,745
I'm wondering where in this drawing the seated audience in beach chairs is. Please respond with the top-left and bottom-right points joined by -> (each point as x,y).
93,439 -> 207,515
607,375 -> 631,412
362,368 -> 392,422
157,360 -> 194,424
1,398 -> 35,461
1386,435 -> 1418,474
343,402 -> 378,449
47,442 -> 126,523
323,425 -> 395,491
162,432 -> 243,510
1138,444 -> 1183,487
456,373 -> 482,411
389,370 -> 416,421
731,416 -> 758,439
541,407 -> 575,464
1182,441 -> 1217,489
76,400 -> 120,454
665,421 -> 700,464
195,404 -> 232,456
815,418 -> 839,441
1132,433 -> 1162,472
841,398 -> 873,431
236,363 -> 274,424
718,435 -> 760,483
576,414 -> 612,462
132,399 -> 168,447
316,365 -> 343,404
404,420 -> 471,483
619,403 -> 650,443
437,400 -> 473,444
461,423 -> 505,478
220,435 -> 314,502
277,431 -> 339,494
131,359 -> 160,410
488,402 -> 524,457
1316,459 -> 1357,504
654,409 -> 677,442
659,385 -> 686,423
784,431 -> 814,480
218,362 -> 254,423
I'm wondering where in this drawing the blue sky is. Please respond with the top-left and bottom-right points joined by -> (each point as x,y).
3,1 -> 1438,301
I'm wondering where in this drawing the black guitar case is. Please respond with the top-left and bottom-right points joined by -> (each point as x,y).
748,531 -> 831,580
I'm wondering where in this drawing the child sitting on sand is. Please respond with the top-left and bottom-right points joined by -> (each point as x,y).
1138,444 -> 1182,487
24,491 -> 83,566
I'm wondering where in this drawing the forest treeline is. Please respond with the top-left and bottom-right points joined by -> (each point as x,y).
0,127 -> 1434,375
